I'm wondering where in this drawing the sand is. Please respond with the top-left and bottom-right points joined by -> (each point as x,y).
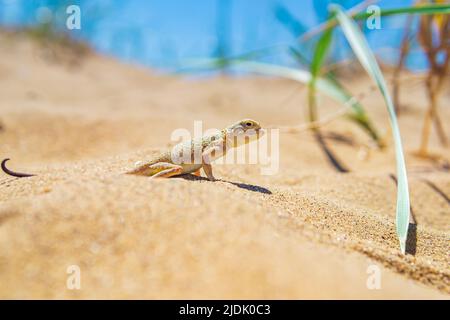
0,31 -> 448,299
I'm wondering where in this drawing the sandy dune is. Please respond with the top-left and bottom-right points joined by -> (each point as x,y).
0,31 -> 448,299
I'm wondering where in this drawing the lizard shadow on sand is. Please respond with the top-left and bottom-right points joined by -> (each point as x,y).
179,174 -> 272,195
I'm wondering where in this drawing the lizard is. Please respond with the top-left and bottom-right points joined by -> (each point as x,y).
127,119 -> 263,180
1,119 -> 263,181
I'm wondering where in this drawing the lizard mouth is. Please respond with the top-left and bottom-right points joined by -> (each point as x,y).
249,127 -> 264,136
233,128 -> 260,136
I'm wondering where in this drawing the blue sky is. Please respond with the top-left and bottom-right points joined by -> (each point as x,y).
0,0 -> 430,71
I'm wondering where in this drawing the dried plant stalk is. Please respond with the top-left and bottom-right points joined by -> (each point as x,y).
417,1 -> 450,155
392,14 -> 415,114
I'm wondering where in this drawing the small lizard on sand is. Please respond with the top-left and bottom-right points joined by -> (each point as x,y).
1,119 -> 263,181
127,119 -> 263,180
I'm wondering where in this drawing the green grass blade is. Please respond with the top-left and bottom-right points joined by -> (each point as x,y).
306,3 -> 450,38
309,13 -> 335,123
289,40 -> 380,143
310,19 -> 334,78
180,58 -> 380,143
331,5 -> 410,254
177,44 -> 290,70
354,3 -> 450,20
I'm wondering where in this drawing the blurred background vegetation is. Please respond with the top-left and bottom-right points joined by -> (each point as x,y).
0,0 -> 445,71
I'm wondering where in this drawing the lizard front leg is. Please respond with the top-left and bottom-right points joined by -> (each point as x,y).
202,145 -> 222,181
202,163 -> 214,181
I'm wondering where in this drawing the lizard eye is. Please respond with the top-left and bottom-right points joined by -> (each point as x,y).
245,122 -> 252,127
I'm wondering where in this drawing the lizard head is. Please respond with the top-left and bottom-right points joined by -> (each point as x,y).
225,119 -> 264,146
228,119 -> 261,133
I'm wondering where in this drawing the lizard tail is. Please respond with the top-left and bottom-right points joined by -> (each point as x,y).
1,159 -> 35,178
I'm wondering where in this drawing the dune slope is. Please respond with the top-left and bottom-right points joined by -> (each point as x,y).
0,31 -> 449,298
